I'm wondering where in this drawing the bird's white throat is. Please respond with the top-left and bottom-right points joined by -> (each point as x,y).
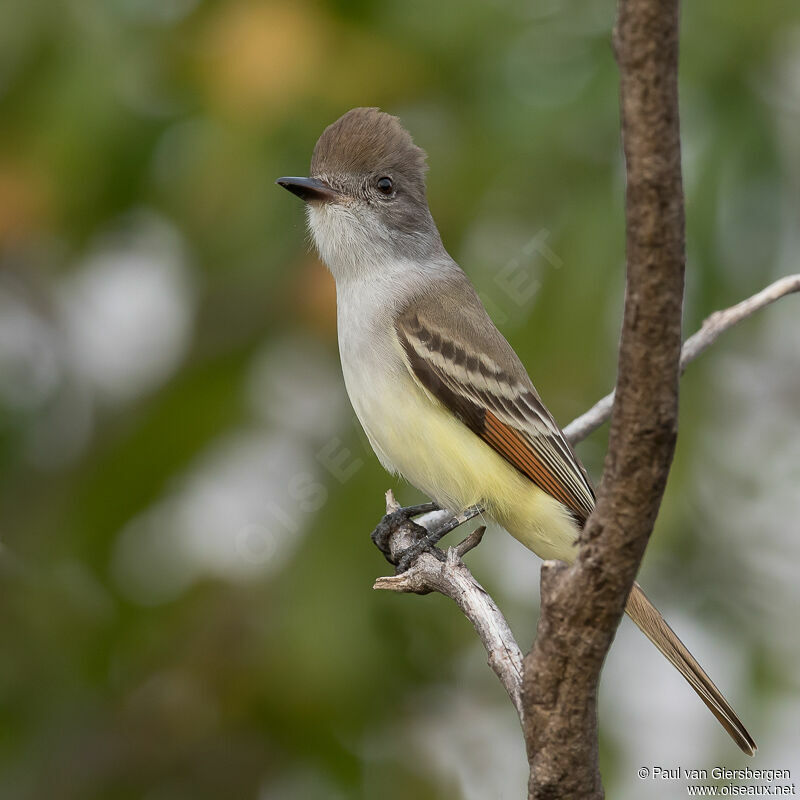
307,201 -> 397,283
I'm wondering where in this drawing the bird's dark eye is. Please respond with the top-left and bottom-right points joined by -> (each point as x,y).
376,176 -> 394,195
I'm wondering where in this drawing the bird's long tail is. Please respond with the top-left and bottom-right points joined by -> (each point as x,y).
625,582 -> 756,756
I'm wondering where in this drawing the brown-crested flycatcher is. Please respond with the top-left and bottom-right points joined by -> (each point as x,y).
277,107 -> 755,755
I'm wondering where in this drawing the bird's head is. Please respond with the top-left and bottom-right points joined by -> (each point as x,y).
277,108 -> 442,281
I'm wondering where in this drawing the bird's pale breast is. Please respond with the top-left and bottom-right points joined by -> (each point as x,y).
336,282 -> 580,563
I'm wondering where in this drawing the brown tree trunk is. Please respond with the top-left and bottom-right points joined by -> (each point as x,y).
522,1 -> 685,797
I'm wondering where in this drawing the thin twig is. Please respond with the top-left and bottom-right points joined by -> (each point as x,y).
564,274 -> 800,445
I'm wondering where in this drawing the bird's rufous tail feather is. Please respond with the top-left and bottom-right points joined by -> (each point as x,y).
625,582 -> 756,756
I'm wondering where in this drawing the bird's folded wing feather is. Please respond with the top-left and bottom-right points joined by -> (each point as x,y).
395,284 -> 595,525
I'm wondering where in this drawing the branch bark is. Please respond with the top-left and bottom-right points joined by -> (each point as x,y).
522,1 -> 685,796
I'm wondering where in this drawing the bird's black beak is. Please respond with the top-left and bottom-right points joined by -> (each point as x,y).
275,176 -> 339,203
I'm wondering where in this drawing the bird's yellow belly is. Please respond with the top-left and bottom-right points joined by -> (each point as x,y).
358,379 -> 581,563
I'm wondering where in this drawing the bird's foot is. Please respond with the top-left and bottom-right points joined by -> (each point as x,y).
394,504 -> 484,573
369,502 -> 440,569
394,530 -> 446,574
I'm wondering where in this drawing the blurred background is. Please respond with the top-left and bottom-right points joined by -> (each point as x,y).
1,0 -> 799,798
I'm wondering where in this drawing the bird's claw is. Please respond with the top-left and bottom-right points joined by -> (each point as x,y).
369,502 -> 441,570
369,508 -> 411,561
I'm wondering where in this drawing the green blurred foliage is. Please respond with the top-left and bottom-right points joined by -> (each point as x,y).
1,1 -> 799,798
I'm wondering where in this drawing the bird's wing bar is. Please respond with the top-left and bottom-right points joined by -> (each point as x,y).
395,309 -> 595,525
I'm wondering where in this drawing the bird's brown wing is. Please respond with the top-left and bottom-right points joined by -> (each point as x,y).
395,288 -> 595,525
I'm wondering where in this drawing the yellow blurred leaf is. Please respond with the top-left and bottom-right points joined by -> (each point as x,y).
198,0 -> 327,118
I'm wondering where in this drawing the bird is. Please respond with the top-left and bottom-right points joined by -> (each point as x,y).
276,106 -> 756,755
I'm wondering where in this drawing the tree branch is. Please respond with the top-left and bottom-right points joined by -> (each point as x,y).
373,491 -> 525,718
522,1 -> 685,796
564,273 -> 800,445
